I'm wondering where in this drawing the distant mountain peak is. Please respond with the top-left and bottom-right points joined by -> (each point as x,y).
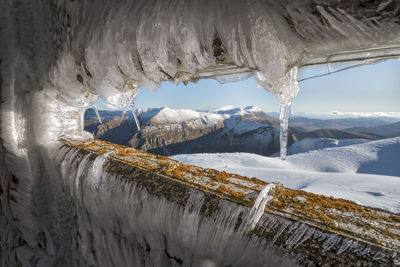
244,105 -> 262,112
213,105 -> 262,115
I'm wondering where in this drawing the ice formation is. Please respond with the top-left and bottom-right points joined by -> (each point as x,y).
1,0 -> 400,265
244,184 -> 276,230
256,67 -> 299,159
130,103 -> 141,131
88,104 -> 102,124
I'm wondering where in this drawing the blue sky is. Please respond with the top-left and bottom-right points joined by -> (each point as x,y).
95,59 -> 400,113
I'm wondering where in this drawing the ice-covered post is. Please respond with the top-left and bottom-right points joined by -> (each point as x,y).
256,67 -> 299,160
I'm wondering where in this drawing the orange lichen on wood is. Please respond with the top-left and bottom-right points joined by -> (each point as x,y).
96,148 -> 108,154
206,169 -> 231,183
116,148 -> 133,157
156,155 -> 170,160
60,137 -> 400,251
216,185 -> 245,199
208,181 -> 218,187
270,185 -> 400,236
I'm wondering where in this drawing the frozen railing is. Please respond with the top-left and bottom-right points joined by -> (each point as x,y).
167,43 -> 400,84
298,43 -> 400,82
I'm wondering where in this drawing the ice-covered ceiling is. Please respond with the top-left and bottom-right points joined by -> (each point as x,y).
2,0 -> 400,103
1,0 -> 400,156
0,0 -> 399,168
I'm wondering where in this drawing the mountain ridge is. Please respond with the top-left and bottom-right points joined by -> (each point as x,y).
84,106 -> 398,156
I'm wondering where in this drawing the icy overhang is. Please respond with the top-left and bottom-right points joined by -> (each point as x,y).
173,43 -> 400,85
119,41 -> 400,99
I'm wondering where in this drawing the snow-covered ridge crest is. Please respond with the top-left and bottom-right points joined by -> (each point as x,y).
213,105 -> 263,115
138,105 -> 265,125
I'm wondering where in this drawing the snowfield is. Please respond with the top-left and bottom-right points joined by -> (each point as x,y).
283,138 -> 369,156
172,137 -> 400,213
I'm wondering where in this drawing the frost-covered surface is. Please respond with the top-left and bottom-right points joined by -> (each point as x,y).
284,138 -> 369,155
173,137 -> 400,213
1,0 -> 400,265
54,138 -> 400,266
51,144 -> 302,267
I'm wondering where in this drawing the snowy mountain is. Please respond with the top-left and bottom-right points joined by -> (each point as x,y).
213,105 -> 263,115
130,106 -> 280,156
172,137 -> 400,213
84,106 -> 395,156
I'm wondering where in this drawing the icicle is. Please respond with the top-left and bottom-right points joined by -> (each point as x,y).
279,103 -> 291,160
243,183 -> 276,230
120,87 -> 140,131
129,103 -> 141,131
90,151 -> 115,186
89,104 -> 102,124
120,109 -> 127,119
255,67 -> 299,160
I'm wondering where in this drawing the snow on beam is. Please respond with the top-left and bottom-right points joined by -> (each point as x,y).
59,138 -> 400,266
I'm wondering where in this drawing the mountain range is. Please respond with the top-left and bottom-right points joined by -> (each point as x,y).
84,106 -> 400,156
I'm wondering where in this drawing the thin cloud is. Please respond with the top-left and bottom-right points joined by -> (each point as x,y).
103,103 -> 119,110
330,111 -> 400,118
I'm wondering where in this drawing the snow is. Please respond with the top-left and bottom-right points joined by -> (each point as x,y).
214,105 -> 237,113
243,105 -> 262,113
213,105 -> 263,116
149,107 -> 205,123
172,137 -> 400,213
284,138 -> 369,155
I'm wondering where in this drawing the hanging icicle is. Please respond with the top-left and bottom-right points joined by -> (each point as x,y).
120,86 -> 141,131
129,102 -> 141,131
255,67 -> 299,160
89,104 -> 102,124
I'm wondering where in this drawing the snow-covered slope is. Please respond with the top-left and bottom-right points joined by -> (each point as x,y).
150,107 -> 222,124
284,138 -> 369,155
132,106 -> 280,156
172,137 -> 400,213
